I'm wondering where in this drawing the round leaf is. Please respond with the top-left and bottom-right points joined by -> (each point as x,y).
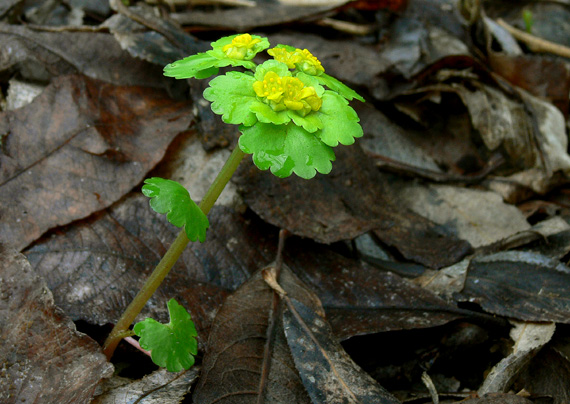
133,299 -> 198,373
239,123 -> 335,179
142,177 -> 209,242
315,92 -> 363,147
203,71 -> 258,126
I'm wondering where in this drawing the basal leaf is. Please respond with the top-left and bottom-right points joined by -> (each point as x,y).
239,123 -> 335,179
315,92 -> 363,147
133,299 -> 198,373
316,73 -> 365,102
142,177 -> 209,242
203,71 -> 258,126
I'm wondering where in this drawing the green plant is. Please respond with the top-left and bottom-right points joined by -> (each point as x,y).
102,33 -> 365,370
522,8 -> 534,34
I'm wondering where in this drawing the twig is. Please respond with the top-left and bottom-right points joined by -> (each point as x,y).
496,18 -> 570,59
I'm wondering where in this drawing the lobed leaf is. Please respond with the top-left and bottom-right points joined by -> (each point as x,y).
133,299 -> 198,373
203,71 -> 258,126
239,123 -> 335,179
315,73 -> 365,102
142,177 -> 209,242
315,92 -> 363,147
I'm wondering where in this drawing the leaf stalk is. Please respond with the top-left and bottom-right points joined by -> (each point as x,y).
103,146 -> 246,359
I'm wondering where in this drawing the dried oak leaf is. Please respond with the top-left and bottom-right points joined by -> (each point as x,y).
234,143 -> 472,269
193,265 -> 399,404
0,249 -> 113,404
0,74 -> 193,251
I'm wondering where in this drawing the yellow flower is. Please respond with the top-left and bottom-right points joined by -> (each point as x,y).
268,47 -> 325,75
294,49 -> 325,75
254,71 -> 322,116
267,47 -> 300,69
222,34 -> 262,60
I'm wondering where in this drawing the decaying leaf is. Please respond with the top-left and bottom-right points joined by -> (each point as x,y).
194,264 -> 399,403
283,296 -> 400,403
393,182 -> 531,248
0,74 -> 193,251
0,248 -> 113,404
24,200 -> 275,336
283,238 -> 464,339
234,143 -> 472,269
0,23 -> 167,87
455,251 -> 570,323
92,367 -> 199,404
478,321 -> 555,395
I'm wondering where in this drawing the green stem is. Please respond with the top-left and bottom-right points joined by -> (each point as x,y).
103,146 -> 246,359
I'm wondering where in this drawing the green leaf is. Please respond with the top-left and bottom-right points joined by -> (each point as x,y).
253,59 -> 291,81
133,299 -> 198,373
142,177 -> 209,242
239,123 -> 335,179
164,53 -> 223,80
203,71 -> 258,126
315,92 -> 363,147
315,73 -> 365,102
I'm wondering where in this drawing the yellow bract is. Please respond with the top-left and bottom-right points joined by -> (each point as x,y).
222,34 -> 262,60
253,71 -> 322,116
268,47 -> 325,75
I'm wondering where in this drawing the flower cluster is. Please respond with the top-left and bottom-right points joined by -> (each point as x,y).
268,47 -> 325,76
165,33 -> 364,179
253,72 -> 322,116
222,34 -> 262,60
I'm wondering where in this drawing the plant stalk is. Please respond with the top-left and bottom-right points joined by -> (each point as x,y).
103,146 -> 246,359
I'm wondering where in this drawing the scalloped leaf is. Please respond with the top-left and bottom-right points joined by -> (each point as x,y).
203,71 -> 258,126
142,177 -> 209,242
315,92 -> 363,147
316,73 -> 365,102
238,123 -> 335,179
164,53 -> 223,80
133,299 -> 198,373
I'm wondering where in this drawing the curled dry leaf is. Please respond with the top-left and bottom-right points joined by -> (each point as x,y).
0,249 -> 113,404
478,321 -> 555,395
0,74 -> 193,251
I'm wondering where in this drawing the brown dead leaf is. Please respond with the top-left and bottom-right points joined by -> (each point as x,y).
24,198 -> 276,337
194,265 -> 399,403
234,143 -> 472,269
514,344 -> 570,404
456,251 -> 570,323
457,393 -> 534,404
92,367 -> 199,404
283,238 -> 464,340
0,23 -> 168,87
282,296 -> 400,403
170,4 -> 335,32
0,74 -> 193,251
0,248 -> 113,404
